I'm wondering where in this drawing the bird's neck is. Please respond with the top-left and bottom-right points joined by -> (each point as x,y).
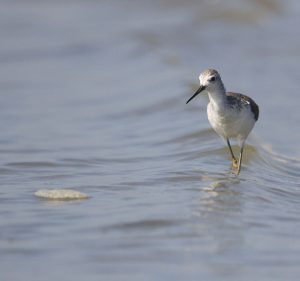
207,84 -> 227,110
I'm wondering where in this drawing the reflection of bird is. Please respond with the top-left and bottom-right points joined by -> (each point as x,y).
186,69 -> 259,174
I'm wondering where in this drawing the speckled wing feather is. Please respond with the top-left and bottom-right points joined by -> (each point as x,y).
226,92 -> 259,121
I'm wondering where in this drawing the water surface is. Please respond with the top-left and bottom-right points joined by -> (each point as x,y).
0,1 -> 300,280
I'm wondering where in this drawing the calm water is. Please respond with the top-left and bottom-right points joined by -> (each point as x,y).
1,1 -> 300,280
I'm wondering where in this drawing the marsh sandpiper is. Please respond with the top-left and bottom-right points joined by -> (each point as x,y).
186,69 -> 259,174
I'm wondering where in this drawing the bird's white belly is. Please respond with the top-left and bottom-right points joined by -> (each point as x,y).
207,102 -> 255,141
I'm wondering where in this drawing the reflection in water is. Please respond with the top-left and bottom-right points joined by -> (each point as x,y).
187,175 -> 246,278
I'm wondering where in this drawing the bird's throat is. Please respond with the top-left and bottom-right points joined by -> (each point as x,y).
207,89 -> 227,111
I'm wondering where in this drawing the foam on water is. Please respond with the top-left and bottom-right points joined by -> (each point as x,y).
34,189 -> 89,200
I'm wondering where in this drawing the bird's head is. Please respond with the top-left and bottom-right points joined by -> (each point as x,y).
186,69 -> 224,104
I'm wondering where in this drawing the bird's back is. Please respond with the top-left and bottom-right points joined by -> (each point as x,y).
226,92 -> 259,121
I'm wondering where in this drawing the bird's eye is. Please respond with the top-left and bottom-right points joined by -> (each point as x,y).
209,76 -> 216,82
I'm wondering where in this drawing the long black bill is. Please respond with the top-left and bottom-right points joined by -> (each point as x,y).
186,85 -> 206,104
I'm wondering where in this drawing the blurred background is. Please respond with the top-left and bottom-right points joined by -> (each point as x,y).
0,1 -> 300,280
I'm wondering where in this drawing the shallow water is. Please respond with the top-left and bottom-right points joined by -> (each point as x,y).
0,1 -> 300,280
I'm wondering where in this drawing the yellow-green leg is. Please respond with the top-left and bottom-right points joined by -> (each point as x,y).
227,139 -> 238,168
236,144 -> 244,175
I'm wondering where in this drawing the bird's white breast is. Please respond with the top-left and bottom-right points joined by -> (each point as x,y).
207,101 -> 255,142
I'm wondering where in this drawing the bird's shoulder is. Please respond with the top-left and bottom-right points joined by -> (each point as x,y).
226,92 -> 259,121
